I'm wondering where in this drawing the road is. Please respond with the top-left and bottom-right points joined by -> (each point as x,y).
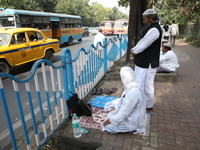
0,34 -> 115,149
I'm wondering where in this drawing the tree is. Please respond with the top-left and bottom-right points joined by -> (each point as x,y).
123,0 -> 147,63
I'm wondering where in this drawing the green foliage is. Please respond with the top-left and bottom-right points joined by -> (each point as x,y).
155,0 -> 200,25
0,0 -> 58,12
155,0 -> 200,47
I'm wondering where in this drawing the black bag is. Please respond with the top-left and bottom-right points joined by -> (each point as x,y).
66,92 -> 92,117
77,100 -> 92,116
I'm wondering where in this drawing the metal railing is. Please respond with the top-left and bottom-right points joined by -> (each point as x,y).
0,34 -> 128,150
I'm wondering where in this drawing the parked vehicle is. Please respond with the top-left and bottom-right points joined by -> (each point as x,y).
82,27 -> 89,37
0,28 -> 60,74
91,27 -> 99,35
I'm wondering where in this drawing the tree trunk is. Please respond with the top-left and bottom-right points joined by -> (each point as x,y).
126,0 -> 147,64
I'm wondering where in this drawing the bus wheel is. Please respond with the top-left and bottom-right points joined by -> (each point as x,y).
0,62 -> 10,79
68,37 -> 73,46
44,50 -> 54,63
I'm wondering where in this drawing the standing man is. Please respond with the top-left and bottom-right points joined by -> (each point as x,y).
169,20 -> 179,47
131,9 -> 162,114
93,28 -> 105,47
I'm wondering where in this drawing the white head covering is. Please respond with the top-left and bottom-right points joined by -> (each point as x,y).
143,9 -> 157,15
118,66 -> 146,134
162,39 -> 168,42
163,43 -> 171,48
120,66 -> 135,87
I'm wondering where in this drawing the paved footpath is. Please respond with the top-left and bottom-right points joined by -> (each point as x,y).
51,39 -> 200,150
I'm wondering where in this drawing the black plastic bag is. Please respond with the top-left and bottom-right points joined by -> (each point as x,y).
66,92 -> 92,117
77,100 -> 92,116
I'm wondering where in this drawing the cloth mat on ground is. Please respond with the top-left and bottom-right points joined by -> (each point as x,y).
89,95 -> 119,108
80,106 -> 150,135
80,106 -> 108,130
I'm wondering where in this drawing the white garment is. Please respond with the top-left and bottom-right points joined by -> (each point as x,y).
131,28 -> 159,54
158,50 -> 179,72
93,32 -> 105,47
104,98 -> 120,111
104,67 -> 146,134
169,24 -> 179,36
134,65 -> 157,108
163,25 -> 170,37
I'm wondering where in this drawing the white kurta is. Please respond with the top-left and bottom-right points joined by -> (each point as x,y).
169,24 -> 179,36
131,28 -> 159,54
163,26 -> 170,37
104,67 -> 146,134
158,50 -> 179,72
93,32 -> 105,47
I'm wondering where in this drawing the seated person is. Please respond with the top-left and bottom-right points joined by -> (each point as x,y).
103,66 -> 146,134
45,24 -> 50,29
16,34 -> 25,44
160,39 -> 168,53
157,43 -> 180,72
29,35 -> 37,41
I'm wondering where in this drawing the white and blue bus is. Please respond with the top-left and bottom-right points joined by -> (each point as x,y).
0,8 -> 83,45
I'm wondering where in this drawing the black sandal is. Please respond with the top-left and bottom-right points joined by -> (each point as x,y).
104,88 -> 111,95
91,88 -> 97,95
96,88 -> 102,95
110,88 -> 118,94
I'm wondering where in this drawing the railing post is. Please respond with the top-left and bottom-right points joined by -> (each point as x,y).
61,48 -> 74,116
103,38 -> 107,74
119,34 -> 122,58
0,79 -> 18,150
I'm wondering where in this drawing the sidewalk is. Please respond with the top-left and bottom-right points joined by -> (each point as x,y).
49,39 -> 200,150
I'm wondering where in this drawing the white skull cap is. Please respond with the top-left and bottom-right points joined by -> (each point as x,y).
163,43 -> 171,48
162,39 -> 168,42
143,9 -> 157,15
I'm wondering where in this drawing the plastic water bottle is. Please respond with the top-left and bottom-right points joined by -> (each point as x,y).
80,128 -> 89,134
72,113 -> 81,138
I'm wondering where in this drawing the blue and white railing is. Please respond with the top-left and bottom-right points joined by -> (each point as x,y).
0,34 -> 128,150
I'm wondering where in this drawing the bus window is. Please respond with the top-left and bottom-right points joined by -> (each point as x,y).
34,17 -> 43,29
0,17 -> 15,28
35,23 -> 42,29
45,24 -> 50,29
20,15 -> 30,27
60,18 -> 65,28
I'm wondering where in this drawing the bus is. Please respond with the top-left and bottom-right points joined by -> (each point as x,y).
0,8 -> 83,45
99,20 -> 114,35
113,19 -> 128,35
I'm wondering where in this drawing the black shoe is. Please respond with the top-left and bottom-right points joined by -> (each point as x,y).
91,88 -> 97,95
96,88 -> 102,95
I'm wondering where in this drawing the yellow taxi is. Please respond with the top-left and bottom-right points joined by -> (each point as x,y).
0,28 -> 60,74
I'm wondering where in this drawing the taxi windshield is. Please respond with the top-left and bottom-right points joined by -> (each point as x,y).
0,33 -> 11,45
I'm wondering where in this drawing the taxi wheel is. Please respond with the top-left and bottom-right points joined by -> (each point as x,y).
0,62 -> 10,79
44,50 -> 54,63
